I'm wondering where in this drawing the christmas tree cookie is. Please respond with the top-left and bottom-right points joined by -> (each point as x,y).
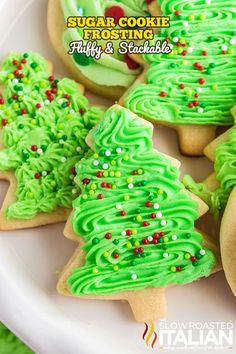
58,105 -> 219,321
184,107 -> 236,296
48,0 -> 150,100
121,0 -> 236,155
0,52 -> 104,230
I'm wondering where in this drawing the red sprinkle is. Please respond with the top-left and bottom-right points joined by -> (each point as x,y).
101,182 -> 107,188
188,102 -> 194,108
31,145 -> 38,151
18,64 -> 23,70
153,233 -> 159,239
132,170 -> 138,175
105,5 -> 125,25
126,230 -> 132,236
113,253 -> 119,259
145,201 -> 152,208
138,247 -> 144,253
174,10 -> 180,16
160,91 -> 167,97
48,75 -> 55,82
150,213 -> 156,219
21,58 -> 27,64
79,108 -> 86,114
98,194 -> 104,199
182,50 -> 187,56
1,119 -> 8,126
0,97 -> 4,105
159,232 -> 165,236
193,100 -> 199,106
176,266 -> 181,272
105,233 -> 112,239
107,183 -> 112,188
134,248 -> 139,254
12,59 -> 18,66
179,83 -> 185,90
36,103 -> 42,109
21,108 -> 27,115
120,210 -> 126,216
13,70 -> 20,77
34,172 -> 42,179
202,50 -> 207,56
191,256 -> 197,262
64,94 -> 70,99
194,93 -> 199,98
143,221 -> 149,227
199,78 -> 205,85
142,238 -> 148,245
194,62 -> 200,68
153,239 -> 158,244
96,171 -> 103,178
82,178 -> 90,185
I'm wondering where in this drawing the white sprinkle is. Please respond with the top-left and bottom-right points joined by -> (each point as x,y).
148,236 -> 153,242
58,98 -> 64,105
128,183 -> 134,189
72,189 -> 77,195
70,109 -> 75,114
105,150 -> 111,156
200,249 -> 206,256
116,203 -> 122,210
169,43 -> 174,50
12,78 -> 19,84
172,235 -> 178,241
187,47 -> 193,53
59,139 -> 65,145
61,157 -> 66,163
131,274 -> 137,280
161,220 -> 167,226
154,203 -> 160,210
163,252 -> 169,258
197,87 -> 203,93
37,148 -> 43,154
156,211 -> 162,218
103,163 -> 109,170
42,171 -> 47,177
44,99 -> 50,105
76,146 -> 82,152
173,37 -> 179,43
121,231 -> 126,236
222,44 -> 228,51
18,91 -> 23,96
230,38 -> 236,45
116,147 -> 122,154
205,0 -> 211,4
198,107 -> 204,114
183,21 -> 189,27
93,160 -> 99,166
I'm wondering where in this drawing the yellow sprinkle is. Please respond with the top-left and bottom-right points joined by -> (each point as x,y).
93,267 -> 99,274
138,169 -> 143,175
31,119 -> 36,125
136,215 -> 142,222
185,253 -> 191,260
158,189 -> 164,195
177,47 -> 183,54
90,183 -> 96,190
51,181 -> 57,187
8,74 -> 14,79
57,133 -> 63,139
110,171 -> 115,177
127,242 -> 132,249
123,155 -> 129,161
57,123 -> 64,129
13,103 -> 19,110
173,49 -> 178,56
103,171 -> 108,177
124,195 -> 130,201
115,171 -> 121,178
182,60 -> 187,66
132,229 -> 137,235
188,15 -> 195,21
82,194 -> 88,199
28,192 -> 34,198
134,241 -> 140,247
228,48 -> 234,54
111,160 -> 116,166
127,177 -> 133,183
179,38 -> 185,44
66,114 -> 73,120
113,265 -> 119,272
5,110 -> 10,117
171,266 -> 176,273
186,90 -> 193,97
89,190 -> 95,195
103,251 -> 109,258
163,237 -> 169,243
212,84 -> 218,90
200,14 -> 206,21
112,185 -> 117,190
8,119 -> 13,124
40,81 -> 47,88
18,96 -> 23,102
168,51 -> 174,57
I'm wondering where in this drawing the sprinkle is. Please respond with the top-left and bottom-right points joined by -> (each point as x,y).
124,195 -> 130,201
70,109 -> 75,114
103,251 -> 109,258
37,148 -> 43,155
156,211 -> 162,218
59,139 -> 65,145
171,266 -> 176,272
72,189 -> 77,194
103,163 -> 109,170
93,160 -> 99,166
115,171 -> 121,178
76,146 -> 82,152
128,183 -> 134,189
198,107 -> 204,114
222,44 -> 228,51
173,37 -> 179,43
172,235 -> 178,241
113,265 -> 119,272
200,249 -> 206,256
98,194 -> 104,199
187,47 -> 193,53
163,252 -> 169,258
121,231 -> 126,236
120,210 -> 126,217
230,38 -> 236,45
116,147 -> 122,153
131,274 -> 137,280
60,157 -> 66,163
161,220 -> 167,226
105,150 -> 111,156
183,21 -> 189,27
154,203 -> 160,210
93,267 -> 99,274
147,236 -> 153,242
197,87 -> 203,93
44,100 -> 50,105
116,203 -> 122,209
136,215 -> 142,222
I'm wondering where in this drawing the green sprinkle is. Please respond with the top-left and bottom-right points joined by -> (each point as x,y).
92,237 -> 99,245
73,52 -> 93,66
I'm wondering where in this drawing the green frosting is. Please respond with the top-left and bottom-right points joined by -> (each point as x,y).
0,323 -> 33,354
0,52 -> 104,220
60,0 -> 149,87
184,111 -> 236,218
124,0 -> 236,125
67,106 -> 215,296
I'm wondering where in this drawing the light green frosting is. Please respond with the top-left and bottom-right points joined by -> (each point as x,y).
184,110 -> 236,218
67,106 -> 215,296
124,0 -> 236,125
0,52 -> 104,220
60,0 -> 149,87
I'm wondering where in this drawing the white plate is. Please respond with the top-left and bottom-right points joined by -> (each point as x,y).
0,1 -> 235,353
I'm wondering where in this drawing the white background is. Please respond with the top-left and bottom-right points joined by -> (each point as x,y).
0,1 -> 235,353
